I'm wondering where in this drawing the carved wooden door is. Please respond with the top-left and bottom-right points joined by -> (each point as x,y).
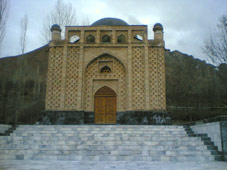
94,86 -> 116,124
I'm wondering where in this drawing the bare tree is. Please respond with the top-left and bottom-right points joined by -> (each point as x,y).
20,15 -> 28,54
203,15 -> 227,65
41,0 -> 77,42
0,0 -> 9,52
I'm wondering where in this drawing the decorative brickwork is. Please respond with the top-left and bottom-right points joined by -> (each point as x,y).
148,47 -> 166,110
132,47 -> 145,110
64,47 -> 80,109
84,54 -> 126,111
157,48 -> 166,110
45,47 -> 64,110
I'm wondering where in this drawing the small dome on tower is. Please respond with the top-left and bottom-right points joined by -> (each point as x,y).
51,24 -> 61,32
153,23 -> 163,32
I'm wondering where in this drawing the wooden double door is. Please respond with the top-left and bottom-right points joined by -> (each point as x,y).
94,86 -> 116,124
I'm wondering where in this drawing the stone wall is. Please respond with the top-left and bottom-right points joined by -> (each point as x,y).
43,111 -> 171,125
220,121 -> 227,161
191,122 -> 222,151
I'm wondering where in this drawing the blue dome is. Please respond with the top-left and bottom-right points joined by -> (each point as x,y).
154,23 -> 163,27
91,18 -> 129,26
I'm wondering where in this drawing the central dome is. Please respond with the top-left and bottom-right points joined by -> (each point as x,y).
91,17 -> 129,26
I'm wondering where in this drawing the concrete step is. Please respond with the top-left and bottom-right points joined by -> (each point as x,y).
13,130 -> 187,134
0,143 -> 207,150
0,149 -> 212,157
0,153 -> 214,161
0,139 -> 204,145
1,135 -> 201,142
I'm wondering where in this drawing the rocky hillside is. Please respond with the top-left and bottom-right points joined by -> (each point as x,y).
165,50 -> 227,122
0,45 -> 49,123
0,47 -> 226,123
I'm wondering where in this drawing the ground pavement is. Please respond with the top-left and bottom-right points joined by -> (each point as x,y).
0,160 -> 227,170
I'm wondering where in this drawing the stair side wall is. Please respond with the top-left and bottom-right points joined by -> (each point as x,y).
0,124 -> 11,133
220,121 -> 227,161
191,122 -> 221,151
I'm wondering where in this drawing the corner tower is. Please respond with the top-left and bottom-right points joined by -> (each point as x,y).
45,18 -> 169,125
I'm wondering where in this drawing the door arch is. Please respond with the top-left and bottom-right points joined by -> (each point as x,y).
94,86 -> 116,124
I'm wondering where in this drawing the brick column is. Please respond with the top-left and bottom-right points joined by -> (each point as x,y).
97,29 -> 100,43
127,30 -> 132,110
144,45 -> 150,110
77,31 -> 85,110
112,30 -> 116,44
60,45 -> 68,109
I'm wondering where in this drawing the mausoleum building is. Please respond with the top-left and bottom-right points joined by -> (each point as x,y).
45,18 -> 169,124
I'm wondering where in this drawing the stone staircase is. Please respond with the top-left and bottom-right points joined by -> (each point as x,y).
0,125 -> 220,161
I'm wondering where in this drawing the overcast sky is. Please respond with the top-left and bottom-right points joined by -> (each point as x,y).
1,0 -> 227,64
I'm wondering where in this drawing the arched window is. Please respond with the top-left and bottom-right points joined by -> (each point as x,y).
117,34 -> 126,43
100,66 -> 111,73
86,35 -> 95,43
102,35 -> 111,43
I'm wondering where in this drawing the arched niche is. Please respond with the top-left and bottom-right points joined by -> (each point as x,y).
117,34 -> 126,43
100,66 -> 111,73
102,35 -> 111,43
86,34 -> 95,43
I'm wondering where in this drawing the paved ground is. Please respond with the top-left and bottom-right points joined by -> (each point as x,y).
0,160 -> 226,170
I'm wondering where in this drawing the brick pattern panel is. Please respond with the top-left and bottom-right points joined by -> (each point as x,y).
132,47 -> 145,110
64,47 -> 80,109
148,47 -> 166,110
84,55 -> 126,111
148,47 -> 158,109
45,47 -> 64,110
157,48 -> 166,110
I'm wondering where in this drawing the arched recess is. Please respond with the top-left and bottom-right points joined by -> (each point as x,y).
94,86 -> 116,124
83,54 -> 126,112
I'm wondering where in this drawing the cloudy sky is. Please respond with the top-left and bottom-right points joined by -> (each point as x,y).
1,0 -> 227,63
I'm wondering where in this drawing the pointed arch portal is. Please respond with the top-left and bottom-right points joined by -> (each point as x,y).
94,86 -> 116,124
